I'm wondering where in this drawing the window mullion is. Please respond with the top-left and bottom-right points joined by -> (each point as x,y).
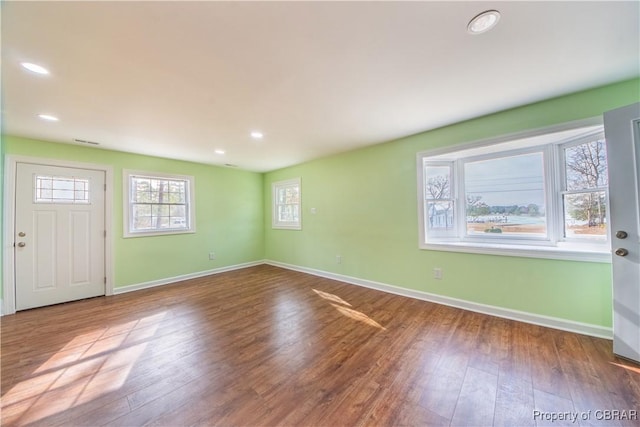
455,159 -> 465,239
547,144 -> 560,244
561,187 -> 608,196
131,202 -> 186,206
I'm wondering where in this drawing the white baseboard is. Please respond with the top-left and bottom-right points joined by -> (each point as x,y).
2,258 -> 613,340
265,260 -> 613,340
113,260 -> 266,295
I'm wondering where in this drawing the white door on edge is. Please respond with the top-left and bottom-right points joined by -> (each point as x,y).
604,103 -> 640,363
15,162 -> 106,310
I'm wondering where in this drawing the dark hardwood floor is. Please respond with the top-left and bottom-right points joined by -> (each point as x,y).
1,265 -> 639,426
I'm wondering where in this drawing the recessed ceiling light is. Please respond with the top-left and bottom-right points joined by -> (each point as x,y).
38,114 -> 59,122
214,149 -> 226,155
467,10 -> 501,35
21,62 -> 50,75
250,131 -> 264,139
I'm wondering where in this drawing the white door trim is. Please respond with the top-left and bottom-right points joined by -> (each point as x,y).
604,103 -> 640,362
3,155 -> 114,315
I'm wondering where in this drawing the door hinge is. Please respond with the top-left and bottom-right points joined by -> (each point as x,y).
104,277 -> 107,285
104,230 -> 107,238
104,183 -> 107,191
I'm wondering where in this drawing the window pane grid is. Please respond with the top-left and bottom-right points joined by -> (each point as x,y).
277,204 -> 299,222
562,192 -> 607,240
277,187 -> 300,204
424,164 -> 452,200
426,201 -> 455,231
272,179 -> 301,229
562,138 -> 608,240
129,175 -> 190,233
564,139 -> 608,191
424,163 -> 456,237
35,175 -> 90,204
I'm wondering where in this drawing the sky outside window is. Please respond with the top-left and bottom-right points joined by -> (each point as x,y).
464,152 -> 545,208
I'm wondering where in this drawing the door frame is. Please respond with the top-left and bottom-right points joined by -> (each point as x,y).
3,155 -> 114,315
604,103 -> 640,362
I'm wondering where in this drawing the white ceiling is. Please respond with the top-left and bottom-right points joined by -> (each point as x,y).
2,1 -> 638,172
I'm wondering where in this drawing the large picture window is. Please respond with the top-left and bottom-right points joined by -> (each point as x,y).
124,170 -> 195,237
463,150 -> 547,238
418,122 -> 609,261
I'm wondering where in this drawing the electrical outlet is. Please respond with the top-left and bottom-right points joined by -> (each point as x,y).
336,255 -> 342,264
209,252 -> 216,260
433,267 -> 443,280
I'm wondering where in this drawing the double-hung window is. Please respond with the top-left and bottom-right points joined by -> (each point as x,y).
424,162 -> 456,238
124,170 -> 195,237
418,122 -> 609,261
560,135 -> 608,242
272,178 -> 301,230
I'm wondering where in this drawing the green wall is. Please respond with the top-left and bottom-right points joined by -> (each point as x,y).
3,136 -> 264,289
2,78 -> 638,328
264,78 -> 640,328
1,135 -> 4,295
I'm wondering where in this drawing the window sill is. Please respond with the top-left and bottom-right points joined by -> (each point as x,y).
272,225 -> 302,230
124,229 -> 196,238
421,240 -> 611,263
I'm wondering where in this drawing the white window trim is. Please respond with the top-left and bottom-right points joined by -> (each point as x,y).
417,117 -> 611,263
123,169 -> 196,238
272,177 -> 302,230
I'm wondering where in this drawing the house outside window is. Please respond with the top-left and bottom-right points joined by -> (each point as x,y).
124,170 -> 195,237
272,178 -> 301,230
417,121 -> 610,262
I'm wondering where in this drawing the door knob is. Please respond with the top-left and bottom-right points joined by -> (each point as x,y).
615,248 -> 629,257
616,230 -> 628,239
17,242 -> 26,247
18,232 -> 26,237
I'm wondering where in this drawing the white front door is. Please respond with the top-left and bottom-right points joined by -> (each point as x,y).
604,103 -> 640,363
15,162 -> 106,310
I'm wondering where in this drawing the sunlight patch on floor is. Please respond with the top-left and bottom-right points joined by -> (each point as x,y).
611,361 -> 640,374
312,288 -> 385,330
331,304 -> 386,330
2,311 -> 167,425
312,289 -> 352,307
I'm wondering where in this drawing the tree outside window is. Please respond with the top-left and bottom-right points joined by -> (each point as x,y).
563,138 -> 608,239
419,127 -> 609,251
124,170 -> 195,238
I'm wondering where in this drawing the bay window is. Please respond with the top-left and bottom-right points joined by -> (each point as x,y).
417,122 -> 610,261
